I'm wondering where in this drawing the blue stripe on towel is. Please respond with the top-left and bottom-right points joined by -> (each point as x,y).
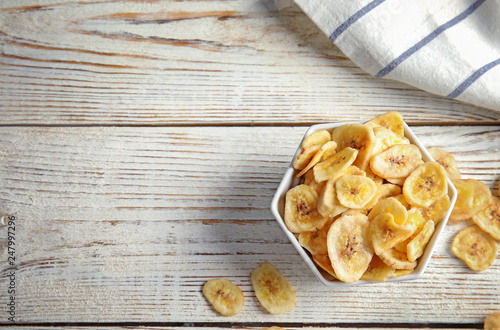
448,58 -> 500,98
375,0 -> 486,78
329,0 -> 386,42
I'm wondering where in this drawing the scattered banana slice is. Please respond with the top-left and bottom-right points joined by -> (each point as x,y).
484,311 -> 500,330
451,225 -> 498,271
378,248 -> 417,270
318,178 -> 348,218
407,220 -> 435,262
466,179 -> 493,218
472,196 -> 500,241
370,212 -> 414,255
449,179 -> 475,221
418,195 -> 451,224
368,197 -> 408,226
251,262 -> 296,315
370,144 -> 423,179
313,147 -> 358,183
360,254 -> 395,282
327,214 -> 374,283
302,129 -> 331,149
427,146 -> 461,180
371,126 -> 410,156
331,123 -> 375,170
365,111 -> 405,136
284,184 -> 328,233
403,162 -> 448,208
335,175 -> 378,209
203,278 -> 244,316
296,141 -> 338,177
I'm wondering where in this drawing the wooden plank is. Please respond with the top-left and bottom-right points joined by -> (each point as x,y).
0,1 -> 499,125
0,126 -> 499,324
6,326 -> 482,330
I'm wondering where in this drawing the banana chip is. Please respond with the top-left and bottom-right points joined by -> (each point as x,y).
370,213 -> 414,255
313,147 -> 358,183
361,254 -> 395,282
378,248 -> 417,270
407,220 -> 435,262
365,111 -> 405,136
318,179 -> 348,218
484,311 -> 500,330
368,197 -> 408,226
451,225 -> 498,271
251,262 -> 296,315
371,126 -> 410,156
336,175 -> 378,209
472,196 -> 500,240
293,145 -> 321,170
296,141 -> 337,177
466,179 -> 493,218
302,129 -> 331,149
427,146 -> 461,180
370,144 -> 423,179
298,219 -> 333,256
331,123 -> 375,170
313,253 -> 338,279
203,278 -> 244,316
284,184 -> 328,233
403,162 -> 448,208
449,179 -> 475,221
419,195 -> 451,224
327,214 -> 374,283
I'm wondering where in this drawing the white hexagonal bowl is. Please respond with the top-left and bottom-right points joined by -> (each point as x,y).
271,121 -> 457,287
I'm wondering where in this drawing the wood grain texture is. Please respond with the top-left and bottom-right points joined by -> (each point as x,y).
0,126 -> 498,324
1,1 -> 499,125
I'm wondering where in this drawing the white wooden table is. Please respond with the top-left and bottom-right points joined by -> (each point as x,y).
0,1 -> 499,329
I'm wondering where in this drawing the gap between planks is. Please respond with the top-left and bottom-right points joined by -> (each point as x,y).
0,121 -> 499,128
0,321 -> 484,329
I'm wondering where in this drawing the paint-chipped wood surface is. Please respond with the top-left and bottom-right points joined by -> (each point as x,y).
0,0 -> 499,329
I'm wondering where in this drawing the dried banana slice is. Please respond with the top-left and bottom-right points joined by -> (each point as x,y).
393,194 -> 411,210
371,126 -> 410,156
313,253 -> 338,279
303,169 -> 326,195
335,175 -> 378,209
484,311 -> 500,330
370,144 -> 423,179
313,147 -> 358,183
284,184 -> 328,233
302,129 -> 331,149
298,219 -> 334,256
403,162 -> 448,208
418,195 -> 451,224
451,225 -> 498,271
406,220 -> 435,262
360,254 -> 395,282
344,165 -> 366,176
296,141 -> 338,177
318,178 -> 348,218
472,196 -> 500,241
365,111 -> 405,136
326,214 -> 374,283
386,177 -> 406,186
251,262 -> 296,314
449,179 -> 475,221
203,278 -> 244,316
378,248 -> 417,270
368,197 -> 408,226
293,145 -> 321,170
427,146 -> 461,180
466,179 -> 493,217
370,213 -> 414,255
331,123 -> 375,170
393,207 -> 426,253
391,269 -> 414,278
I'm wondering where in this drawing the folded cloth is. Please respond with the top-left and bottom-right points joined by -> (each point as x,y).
290,0 -> 500,111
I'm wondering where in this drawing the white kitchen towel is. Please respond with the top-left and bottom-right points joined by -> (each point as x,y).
291,0 -> 500,111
